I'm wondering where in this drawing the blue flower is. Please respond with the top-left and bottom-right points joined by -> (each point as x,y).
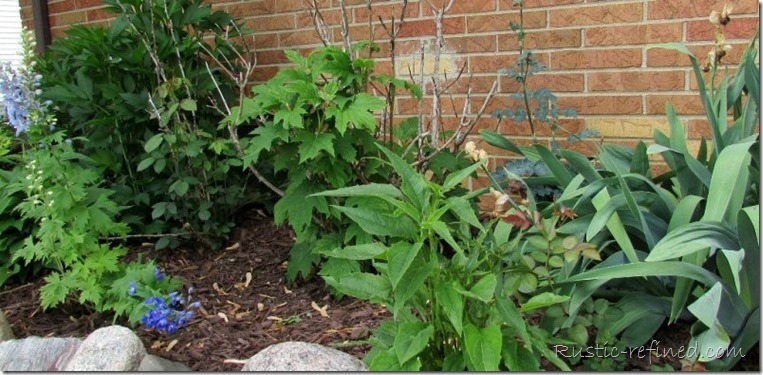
138,288 -> 202,335
153,267 -> 164,281
128,281 -> 137,296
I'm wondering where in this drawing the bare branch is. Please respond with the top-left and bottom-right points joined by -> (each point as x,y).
337,0 -> 353,54
307,0 -> 331,47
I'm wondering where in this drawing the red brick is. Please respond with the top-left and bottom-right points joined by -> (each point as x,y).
86,8 -> 113,22
550,48 -> 642,70
499,0 -> 583,9
466,10 -> 547,33
646,43 -> 746,67
498,29 -> 581,50
585,23 -> 683,46
557,96 -> 643,115
550,3 -> 643,27
686,16 -> 759,41
353,2 -> 419,22
445,35 -> 497,53
588,71 -> 685,91
649,0 -> 758,20
501,72 -> 585,93
227,1 -> 275,18
646,95 -> 705,115
397,17 -> 466,38
470,52 -> 550,74
245,14 -> 296,32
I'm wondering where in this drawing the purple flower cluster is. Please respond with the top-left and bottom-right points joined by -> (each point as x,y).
0,61 -> 49,136
139,290 -> 201,334
129,267 -> 201,335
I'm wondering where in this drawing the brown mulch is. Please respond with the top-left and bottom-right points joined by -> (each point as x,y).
0,211 -> 390,371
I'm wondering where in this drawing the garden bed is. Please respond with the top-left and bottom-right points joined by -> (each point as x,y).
1,210 -> 758,371
1,211 -> 389,371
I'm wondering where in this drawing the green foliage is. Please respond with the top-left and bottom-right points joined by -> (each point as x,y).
227,45 -> 395,281
482,27 -> 760,370
38,0 -> 263,246
313,145 -> 571,370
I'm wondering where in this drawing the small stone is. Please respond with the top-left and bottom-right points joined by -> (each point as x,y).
64,325 -> 146,371
0,337 -> 82,371
242,341 -> 367,371
0,311 -> 13,342
138,354 -> 192,371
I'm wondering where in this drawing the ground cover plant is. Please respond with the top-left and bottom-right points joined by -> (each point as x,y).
0,0 -> 759,372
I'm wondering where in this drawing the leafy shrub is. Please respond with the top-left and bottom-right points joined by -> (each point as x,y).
313,145 -> 574,370
38,0 -> 263,247
226,45 -> 403,281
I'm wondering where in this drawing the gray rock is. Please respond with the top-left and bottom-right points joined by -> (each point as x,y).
138,354 -> 192,371
242,341 -> 367,371
63,325 -> 146,371
0,336 -> 82,371
0,311 -> 13,342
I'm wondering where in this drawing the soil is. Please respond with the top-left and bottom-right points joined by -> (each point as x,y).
0,210 -> 759,371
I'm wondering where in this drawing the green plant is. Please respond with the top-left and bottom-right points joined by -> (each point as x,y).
39,0 -> 262,247
0,29 -> 182,327
483,15 -> 760,370
226,45 -> 406,281
311,145 -> 573,370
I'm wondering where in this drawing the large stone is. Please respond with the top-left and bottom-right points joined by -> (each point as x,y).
0,311 -> 13,342
242,341 -> 367,371
63,325 -> 146,371
138,354 -> 192,371
0,337 -> 82,371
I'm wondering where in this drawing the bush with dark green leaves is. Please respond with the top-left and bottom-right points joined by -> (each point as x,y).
38,0 -> 266,248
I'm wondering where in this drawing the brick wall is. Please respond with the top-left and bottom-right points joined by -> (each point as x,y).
18,0 -> 760,188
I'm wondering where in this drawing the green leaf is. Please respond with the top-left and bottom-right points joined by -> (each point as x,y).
321,243 -> 388,260
311,183 -> 403,199
323,272 -> 390,302
443,159 -> 485,191
645,221 -> 740,262
387,242 -> 422,290
198,209 -> 211,221
136,157 -> 155,172
179,98 -> 197,112
296,132 -> 335,163
520,292 -> 570,313
333,205 -> 416,238
245,124 -> 289,164
464,323 -> 502,371
688,282 -> 723,329
591,189 -> 639,263
534,144 -> 572,186
155,237 -> 170,250
434,281 -> 464,335
447,196 -> 482,229
496,298 -> 532,353
502,339 -> 540,371
702,141 -> 754,224
393,322 -> 434,364
144,134 -> 164,153
480,130 -> 522,155
430,221 -> 462,255
468,274 -> 497,303
392,258 -> 434,317
274,106 -> 306,129
562,261 -> 722,288
329,93 -> 384,135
